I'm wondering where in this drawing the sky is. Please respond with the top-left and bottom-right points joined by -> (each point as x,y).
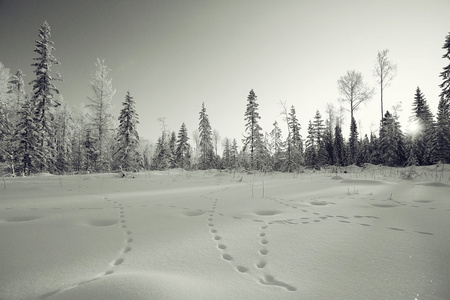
1,0 -> 449,149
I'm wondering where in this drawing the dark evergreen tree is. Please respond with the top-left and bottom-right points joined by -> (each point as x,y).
304,120 -> 317,167
348,117 -> 358,164
222,137 -> 232,170
369,132 -> 382,165
198,102 -> 214,169
243,89 -> 264,169
288,106 -> 304,169
175,123 -> 191,169
410,87 -> 435,165
113,91 -> 140,171
356,134 -> 370,165
313,110 -> 327,167
151,134 -> 170,170
168,131 -> 177,168
323,118 -> 334,165
333,124 -> 345,166
84,128 -> 97,172
230,138 -> 238,169
379,111 -> 406,166
30,21 -> 62,172
435,32 -> 450,163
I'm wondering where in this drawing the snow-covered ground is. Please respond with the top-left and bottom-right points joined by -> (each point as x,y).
1,166 -> 449,299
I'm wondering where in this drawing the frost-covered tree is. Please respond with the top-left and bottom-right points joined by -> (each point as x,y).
435,32 -> 450,163
222,137 -> 231,169
15,98 -> 40,175
54,100 -> 73,174
0,63 -> 13,170
198,102 -> 214,169
243,90 -> 264,169
29,21 -> 63,173
269,121 -> 284,171
175,123 -> 191,169
86,58 -> 116,172
8,69 -> 27,109
113,91 -> 140,171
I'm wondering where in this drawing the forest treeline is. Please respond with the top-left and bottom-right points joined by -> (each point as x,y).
0,21 -> 449,175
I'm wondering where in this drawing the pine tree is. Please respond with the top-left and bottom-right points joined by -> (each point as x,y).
313,110 -> 326,167
175,123 -> 191,169
333,124 -> 345,166
151,135 -> 170,170
288,106 -> 304,169
304,120 -> 317,168
243,89 -> 264,169
30,21 -> 62,173
15,98 -> 40,175
379,111 -> 406,166
86,58 -> 116,172
222,137 -> 231,170
411,87 -> 435,165
348,117 -> 358,164
435,32 -> 450,163
84,128 -> 97,172
113,91 -> 140,171
230,138 -> 238,169
198,102 -> 214,169
0,63 -> 15,173
270,121 -> 284,171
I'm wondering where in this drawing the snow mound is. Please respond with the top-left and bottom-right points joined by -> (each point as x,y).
340,179 -> 386,185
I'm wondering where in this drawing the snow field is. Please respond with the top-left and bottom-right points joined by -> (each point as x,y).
0,169 -> 449,299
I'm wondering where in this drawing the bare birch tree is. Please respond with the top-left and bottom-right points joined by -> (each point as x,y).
373,49 -> 397,120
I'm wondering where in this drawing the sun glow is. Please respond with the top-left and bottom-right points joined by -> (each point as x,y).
407,120 -> 423,136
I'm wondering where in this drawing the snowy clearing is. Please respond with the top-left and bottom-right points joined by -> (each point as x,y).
1,167 -> 450,299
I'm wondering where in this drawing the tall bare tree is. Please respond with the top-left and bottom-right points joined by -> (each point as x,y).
374,49 -> 397,120
338,70 -> 374,122
338,70 -> 374,163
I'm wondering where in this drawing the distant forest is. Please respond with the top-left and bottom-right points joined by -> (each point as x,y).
0,21 -> 449,176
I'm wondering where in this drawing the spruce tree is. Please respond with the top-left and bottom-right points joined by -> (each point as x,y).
243,89 -> 263,169
15,98 -> 39,175
30,21 -> 62,172
348,117 -> 358,164
288,106 -> 304,169
313,110 -> 326,167
305,120 -> 316,168
411,87 -> 435,165
175,123 -> 191,169
379,111 -> 406,166
333,124 -> 345,166
230,138 -> 238,169
435,32 -> 450,163
113,91 -> 140,171
270,121 -> 284,171
222,137 -> 231,170
198,102 -> 214,169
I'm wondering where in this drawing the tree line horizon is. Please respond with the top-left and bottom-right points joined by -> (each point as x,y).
0,21 -> 449,175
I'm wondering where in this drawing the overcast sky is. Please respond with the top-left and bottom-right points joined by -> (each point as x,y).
1,0 -> 449,147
